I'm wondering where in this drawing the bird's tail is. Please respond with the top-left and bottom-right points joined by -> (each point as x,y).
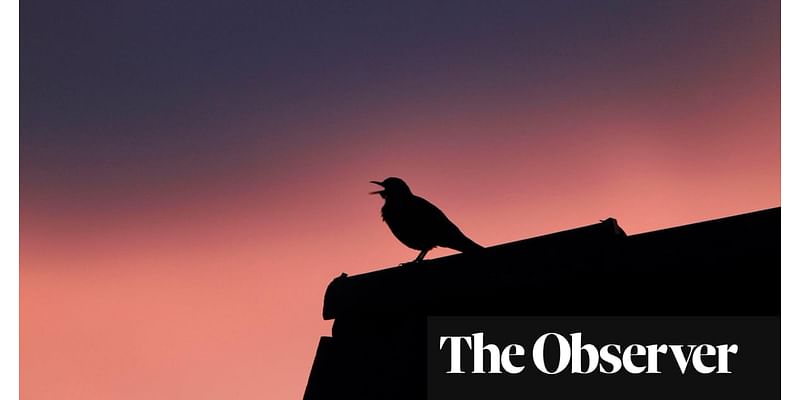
449,234 -> 483,253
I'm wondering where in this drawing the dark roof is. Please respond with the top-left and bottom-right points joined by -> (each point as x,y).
323,207 -> 779,320
305,207 -> 779,400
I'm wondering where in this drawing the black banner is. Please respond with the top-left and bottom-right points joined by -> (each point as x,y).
428,316 -> 778,399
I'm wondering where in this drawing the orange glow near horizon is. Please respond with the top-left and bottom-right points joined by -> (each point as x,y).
21,97 -> 779,398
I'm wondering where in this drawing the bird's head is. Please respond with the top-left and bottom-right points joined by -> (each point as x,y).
370,177 -> 412,199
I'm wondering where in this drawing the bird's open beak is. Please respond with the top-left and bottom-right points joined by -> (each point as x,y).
369,180 -> 384,195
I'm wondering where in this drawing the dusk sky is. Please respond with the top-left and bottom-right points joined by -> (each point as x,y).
21,1 -> 779,399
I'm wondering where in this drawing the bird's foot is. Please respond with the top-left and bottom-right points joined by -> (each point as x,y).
399,259 -> 424,268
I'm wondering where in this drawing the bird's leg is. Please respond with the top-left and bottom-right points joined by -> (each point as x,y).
400,249 -> 430,267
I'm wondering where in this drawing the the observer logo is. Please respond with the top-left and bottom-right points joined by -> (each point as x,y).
438,332 -> 738,375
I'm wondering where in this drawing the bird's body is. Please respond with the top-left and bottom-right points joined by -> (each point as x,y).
371,177 -> 482,262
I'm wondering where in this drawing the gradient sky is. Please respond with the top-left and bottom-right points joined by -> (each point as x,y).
21,1 -> 779,399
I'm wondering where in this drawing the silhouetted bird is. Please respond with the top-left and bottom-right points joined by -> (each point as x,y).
370,177 -> 483,262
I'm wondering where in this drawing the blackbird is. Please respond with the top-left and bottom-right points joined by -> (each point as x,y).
370,177 -> 483,262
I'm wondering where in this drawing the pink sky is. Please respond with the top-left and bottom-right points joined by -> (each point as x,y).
21,2 -> 779,399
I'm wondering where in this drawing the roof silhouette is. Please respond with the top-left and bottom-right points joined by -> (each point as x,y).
304,207 -> 779,400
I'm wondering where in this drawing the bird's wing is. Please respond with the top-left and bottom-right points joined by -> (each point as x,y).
411,195 -> 456,226
415,196 -> 483,252
410,196 -> 474,247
